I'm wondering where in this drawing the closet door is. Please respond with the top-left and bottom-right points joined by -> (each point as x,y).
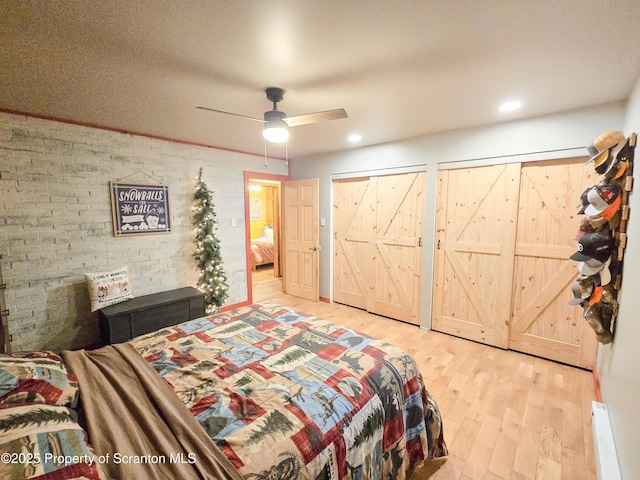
509,158 -> 597,368
371,172 -> 425,324
433,158 -> 598,367
333,177 -> 375,310
432,164 -> 521,348
332,171 -> 425,325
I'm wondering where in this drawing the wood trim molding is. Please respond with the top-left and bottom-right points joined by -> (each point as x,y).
0,108 -> 285,160
244,171 -> 290,304
592,367 -> 603,403
220,299 -> 251,312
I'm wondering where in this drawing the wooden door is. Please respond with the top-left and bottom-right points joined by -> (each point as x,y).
282,179 -> 319,301
370,172 -> 425,324
509,158 -> 597,368
332,172 -> 425,325
270,184 -> 282,278
432,164 -> 521,348
333,177 -> 375,310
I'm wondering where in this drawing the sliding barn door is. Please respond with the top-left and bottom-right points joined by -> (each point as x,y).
433,159 -> 598,367
333,177 -> 375,310
282,179 -> 319,301
432,164 -> 520,348
371,172 -> 425,324
333,172 -> 425,325
509,158 -> 597,368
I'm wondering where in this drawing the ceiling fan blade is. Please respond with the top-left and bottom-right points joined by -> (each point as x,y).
283,108 -> 347,127
196,106 -> 265,123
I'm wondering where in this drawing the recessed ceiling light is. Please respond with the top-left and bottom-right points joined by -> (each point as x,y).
499,101 -> 522,112
348,133 -> 362,143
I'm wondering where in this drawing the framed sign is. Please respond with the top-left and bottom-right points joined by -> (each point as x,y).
250,197 -> 263,221
110,182 -> 171,236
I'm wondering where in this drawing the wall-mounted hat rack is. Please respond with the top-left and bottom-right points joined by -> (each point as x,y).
570,131 -> 635,344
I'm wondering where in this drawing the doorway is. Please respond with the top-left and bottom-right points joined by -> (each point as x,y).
244,172 -> 288,303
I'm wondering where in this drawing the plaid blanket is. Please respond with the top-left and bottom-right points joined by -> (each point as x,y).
130,303 -> 447,479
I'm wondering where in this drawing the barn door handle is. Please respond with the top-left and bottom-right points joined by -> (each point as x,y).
437,239 -> 441,250
418,237 -> 422,247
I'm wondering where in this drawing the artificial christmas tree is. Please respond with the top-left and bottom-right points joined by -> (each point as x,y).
192,168 -> 229,313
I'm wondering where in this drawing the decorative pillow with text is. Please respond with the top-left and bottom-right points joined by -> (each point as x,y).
84,266 -> 133,312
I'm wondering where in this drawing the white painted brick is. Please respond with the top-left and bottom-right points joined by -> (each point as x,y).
0,114 -> 286,349
1,111 -> 287,351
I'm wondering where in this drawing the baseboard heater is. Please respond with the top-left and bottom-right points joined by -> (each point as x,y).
592,401 -> 621,480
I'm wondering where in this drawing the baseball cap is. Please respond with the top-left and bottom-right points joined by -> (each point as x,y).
577,187 -> 591,215
585,213 -> 608,230
584,185 -> 620,217
569,274 -> 600,306
583,302 -> 614,344
605,137 -> 632,180
578,256 -> 611,276
576,217 -> 596,239
570,232 -> 615,263
599,256 -> 613,284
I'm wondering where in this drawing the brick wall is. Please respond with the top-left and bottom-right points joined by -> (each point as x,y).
0,112 -> 287,351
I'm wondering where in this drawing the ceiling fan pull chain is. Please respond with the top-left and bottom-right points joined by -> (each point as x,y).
264,140 -> 268,167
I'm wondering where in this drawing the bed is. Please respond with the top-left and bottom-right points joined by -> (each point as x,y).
1,303 -> 447,479
250,236 -> 275,269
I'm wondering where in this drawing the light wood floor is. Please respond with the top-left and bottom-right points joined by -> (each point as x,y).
251,267 -> 597,480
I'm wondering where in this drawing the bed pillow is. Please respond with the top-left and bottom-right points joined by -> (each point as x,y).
0,351 -> 79,407
84,266 -> 133,312
0,403 -> 106,479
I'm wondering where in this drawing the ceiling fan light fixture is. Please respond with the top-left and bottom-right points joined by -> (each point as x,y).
199,86 -> 346,145
262,119 -> 289,143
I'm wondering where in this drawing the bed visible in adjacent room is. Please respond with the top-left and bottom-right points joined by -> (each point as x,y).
250,236 -> 275,269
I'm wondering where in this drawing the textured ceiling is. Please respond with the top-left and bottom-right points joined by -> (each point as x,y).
1,1 -> 639,158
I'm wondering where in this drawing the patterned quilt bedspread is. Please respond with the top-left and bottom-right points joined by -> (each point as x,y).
129,303 -> 447,479
250,237 -> 275,266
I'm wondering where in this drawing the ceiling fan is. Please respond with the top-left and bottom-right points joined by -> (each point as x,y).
197,87 -> 348,143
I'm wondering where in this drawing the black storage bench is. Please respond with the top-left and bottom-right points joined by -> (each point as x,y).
98,287 -> 206,344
